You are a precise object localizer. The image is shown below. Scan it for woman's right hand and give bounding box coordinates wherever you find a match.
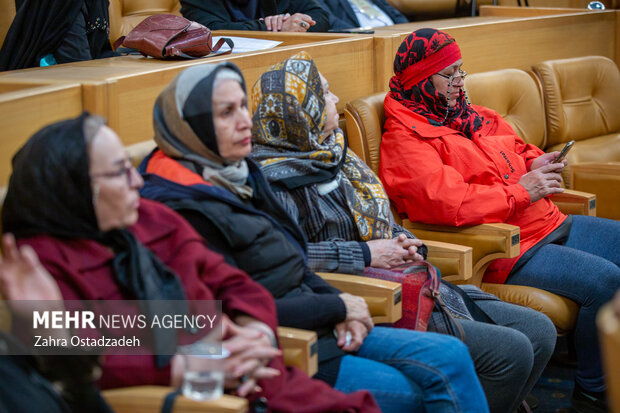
[170,317,281,397]
[338,293,373,331]
[221,317,281,396]
[518,162,565,203]
[367,235,424,268]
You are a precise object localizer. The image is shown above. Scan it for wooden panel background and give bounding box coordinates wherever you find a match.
[372,11,617,90]
[105,37,375,144]
[0,11,617,157]
[0,83,83,185]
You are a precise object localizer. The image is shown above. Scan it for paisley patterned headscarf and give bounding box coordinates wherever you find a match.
[250,51,392,241]
[389,28,484,139]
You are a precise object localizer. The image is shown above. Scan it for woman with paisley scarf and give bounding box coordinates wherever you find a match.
[381,28,620,413]
[138,60,489,412]
[1,113,382,412]
[249,51,556,413]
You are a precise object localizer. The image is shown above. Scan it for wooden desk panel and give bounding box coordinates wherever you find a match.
[0,36,373,145]
[98,37,374,144]
[373,11,617,89]
[450,11,615,74]
[480,5,587,16]
[0,83,83,185]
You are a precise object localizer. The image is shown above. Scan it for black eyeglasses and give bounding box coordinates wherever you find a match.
[435,70,467,82]
[90,159,136,184]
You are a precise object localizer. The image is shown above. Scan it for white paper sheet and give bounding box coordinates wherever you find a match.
[212,36,282,54]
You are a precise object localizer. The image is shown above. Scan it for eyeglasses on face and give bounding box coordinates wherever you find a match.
[90,158,136,184]
[435,70,467,82]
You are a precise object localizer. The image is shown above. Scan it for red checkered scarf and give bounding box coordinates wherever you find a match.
[388,28,483,139]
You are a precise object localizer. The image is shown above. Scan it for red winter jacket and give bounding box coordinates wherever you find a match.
[380,95,566,284]
[18,199,379,413]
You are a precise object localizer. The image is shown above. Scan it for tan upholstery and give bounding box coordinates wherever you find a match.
[534,56,620,152]
[108,0,181,44]
[532,56,620,218]
[344,91,583,334]
[465,68,546,149]
[597,302,620,413]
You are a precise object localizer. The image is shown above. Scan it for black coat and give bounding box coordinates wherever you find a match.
[321,0,407,30]
[180,0,329,32]
[0,0,114,71]
[140,156,346,385]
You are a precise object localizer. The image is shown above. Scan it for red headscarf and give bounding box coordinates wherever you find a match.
[389,28,483,139]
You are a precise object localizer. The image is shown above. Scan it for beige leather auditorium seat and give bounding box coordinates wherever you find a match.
[533,56,620,219]
[343,78,596,333]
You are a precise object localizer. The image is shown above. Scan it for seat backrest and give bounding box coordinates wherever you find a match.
[126,140,157,167]
[108,0,181,44]
[533,55,620,149]
[465,68,547,149]
[0,0,16,49]
[597,302,620,413]
[344,92,388,176]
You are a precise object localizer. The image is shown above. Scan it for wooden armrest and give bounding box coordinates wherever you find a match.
[481,283,578,335]
[277,326,318,377]
[102,386,248,413]
[423,239,472,282]
[316,272,402,324]
[403,221,520,286]
[551,189,596,216]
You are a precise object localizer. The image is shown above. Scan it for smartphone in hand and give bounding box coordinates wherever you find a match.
[552,140,575,164]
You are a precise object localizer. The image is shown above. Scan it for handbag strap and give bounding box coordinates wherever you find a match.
[434,295,467,341]
[441,281,495,325]
[169,37,235,59]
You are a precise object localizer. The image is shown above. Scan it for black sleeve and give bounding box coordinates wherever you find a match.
[303,269,342,294]
[374,0,408,23]
[275,291,346,330]
[54,7,93,63]
[176,209,241,268]
[275,268,346,329]
[286,0,330,32]
[180,0,268,31]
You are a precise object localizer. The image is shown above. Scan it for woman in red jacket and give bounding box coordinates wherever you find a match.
[0,113,379,412]
[380,28,620,413]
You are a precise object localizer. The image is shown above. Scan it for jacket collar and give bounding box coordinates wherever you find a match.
[385,94,498,140]
[385,94,463,138]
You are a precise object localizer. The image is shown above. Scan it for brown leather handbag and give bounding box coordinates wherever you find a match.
[114,14,233,59]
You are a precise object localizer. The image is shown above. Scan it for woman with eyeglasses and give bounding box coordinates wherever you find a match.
[380,28,620,413]
[138,60,489,413]
[249,51,556,413]
[0,113,382,412]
